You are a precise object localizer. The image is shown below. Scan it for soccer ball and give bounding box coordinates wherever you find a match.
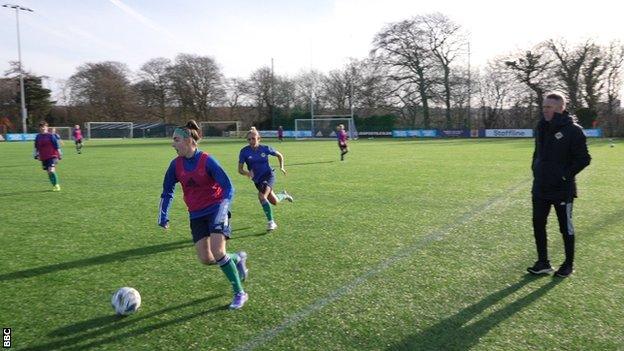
[111,287,141,315]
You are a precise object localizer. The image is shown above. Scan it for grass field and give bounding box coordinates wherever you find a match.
[1,137,623,351]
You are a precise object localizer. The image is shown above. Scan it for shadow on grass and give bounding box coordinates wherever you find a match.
[0,189,51,198]
[25,294,225,351]
[581,207,624,235]
[388,275,562,351]
[2,226,253,282]
[287,160,336,167]
[230,230,269,240]
[0,240,191,282]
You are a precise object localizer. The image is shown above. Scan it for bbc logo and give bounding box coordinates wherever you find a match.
[3,328,10,348]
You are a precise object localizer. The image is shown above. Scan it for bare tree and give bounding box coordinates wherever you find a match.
[581,44,609,114]
[223,78,250,120]
[321,68,350,112]
[372,18,437,128]
[68,61,134,121]
[422,13,468,128]
[168,54,225,120]
[603,41,624,134]
[292,69,325,115]
[247,66,274,124]
[504,47,553,119]
[135,57,172,122]
[351,58,393,114]
[547,39,596,112]
[475,60,518,128]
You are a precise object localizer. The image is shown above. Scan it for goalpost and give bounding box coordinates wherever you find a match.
[294,117,358,140]
[48,126,72,140]
[85,122,133,139]
[199,121,241,138]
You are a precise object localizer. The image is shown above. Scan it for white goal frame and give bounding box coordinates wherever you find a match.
[294,117,358,140]
[199,121,241,138]
[48,126,72,140]
[85,122,134,139]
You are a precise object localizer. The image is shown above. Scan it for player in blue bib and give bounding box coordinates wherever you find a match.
[238,127,293,231]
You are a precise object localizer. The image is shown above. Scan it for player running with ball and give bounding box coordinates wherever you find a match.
[238,127,293,232]
[158,120,249,309]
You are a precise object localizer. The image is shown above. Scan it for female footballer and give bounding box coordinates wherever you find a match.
[158,120,249,309]
[238,127,293,231]
[72,125,84,154]
[34,121,62,191]
[336,124,349,161]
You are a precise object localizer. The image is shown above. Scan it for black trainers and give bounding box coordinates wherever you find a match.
[527,261,554,275]
[555,263,574,278]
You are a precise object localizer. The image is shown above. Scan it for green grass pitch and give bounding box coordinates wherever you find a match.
[0,137,622,350]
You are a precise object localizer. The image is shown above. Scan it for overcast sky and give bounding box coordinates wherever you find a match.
[1,0,623,98]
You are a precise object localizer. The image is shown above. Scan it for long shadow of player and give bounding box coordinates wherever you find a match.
[21,294,225,351]
[0,240,191,281]
[0,189,50,197]
[388,275,562,351]
[287,160,335,167]
[1,227,252,282]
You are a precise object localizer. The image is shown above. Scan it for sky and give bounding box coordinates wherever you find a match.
[1,0,623,100]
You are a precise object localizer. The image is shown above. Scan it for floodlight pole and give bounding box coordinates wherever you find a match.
[3,3,33,133]
[467,41,471,130]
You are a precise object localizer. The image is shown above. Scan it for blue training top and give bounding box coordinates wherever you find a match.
[159,149,234,225]
[238,144,277,183]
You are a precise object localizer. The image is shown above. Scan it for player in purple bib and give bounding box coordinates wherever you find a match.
[336,124,349,161]
[238,127,293,231]
[34,121,62,191]
[72,125,84,154]
[158,120,249,310]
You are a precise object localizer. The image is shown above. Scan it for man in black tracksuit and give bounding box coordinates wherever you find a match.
[527,93,591,278]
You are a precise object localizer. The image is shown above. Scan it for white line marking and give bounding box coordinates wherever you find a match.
[236,180,529,351]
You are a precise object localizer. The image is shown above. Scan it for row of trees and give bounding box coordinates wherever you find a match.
[2,13,623,135]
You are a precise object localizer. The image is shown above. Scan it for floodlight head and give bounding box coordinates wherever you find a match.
[2,4,33,11]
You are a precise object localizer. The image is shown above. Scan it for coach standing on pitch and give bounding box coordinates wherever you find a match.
[527,92,591,278]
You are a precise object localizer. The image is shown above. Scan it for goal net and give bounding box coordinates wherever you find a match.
[294,117,358,140]
[199,121,241,138]
[86,122,134,139]
[48,126,72,140]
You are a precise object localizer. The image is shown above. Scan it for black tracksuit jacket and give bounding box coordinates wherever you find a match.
[531,111,591,202]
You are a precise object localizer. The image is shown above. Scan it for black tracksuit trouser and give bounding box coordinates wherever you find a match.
[532,196,575,265]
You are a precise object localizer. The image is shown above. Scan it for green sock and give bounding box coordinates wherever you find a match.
[218,254,243,294]
[229,252,240,264]
[48,172,58,186]
[261,201,273,221]
[276,193,285,202]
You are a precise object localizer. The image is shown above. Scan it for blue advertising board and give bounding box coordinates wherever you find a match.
[439,129,471,138]
[583,129,602,137]
[6,133,37,141]
[392,129,439,138]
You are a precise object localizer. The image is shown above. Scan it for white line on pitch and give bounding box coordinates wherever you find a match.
[236,179,529,351]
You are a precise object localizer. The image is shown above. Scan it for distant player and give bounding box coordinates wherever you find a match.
[50,127,64,146]
[336,124,349,161]
[34,121,62,191]
[277,125,284,142]
[72,125,84,154]
[238,127,293,231]
[158,120,249,310]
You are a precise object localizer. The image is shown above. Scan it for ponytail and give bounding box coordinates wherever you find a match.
[173,120,201,143]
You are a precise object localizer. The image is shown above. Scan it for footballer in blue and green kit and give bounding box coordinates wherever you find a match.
[238,128,293,231]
